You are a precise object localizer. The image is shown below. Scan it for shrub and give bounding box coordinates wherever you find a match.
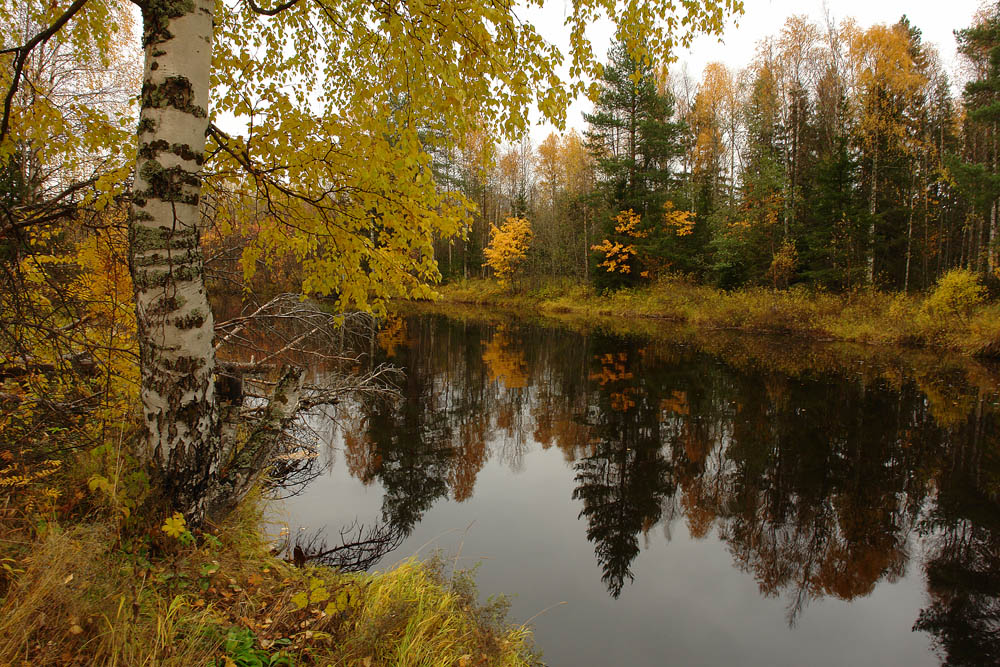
[922,269,987,320]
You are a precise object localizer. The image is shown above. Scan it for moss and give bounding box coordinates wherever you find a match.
[136,117,156,135]
[140,76,206,118]
[136,159,201,205]
[130,225,199,253]
[134,263,201,290]
[131,247,203,268]
[142,0,196,46]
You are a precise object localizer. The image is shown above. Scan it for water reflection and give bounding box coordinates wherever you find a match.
[316,313,1000,663]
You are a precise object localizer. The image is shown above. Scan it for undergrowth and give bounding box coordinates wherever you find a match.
[0,446,538,666]
[436,272,1000,357]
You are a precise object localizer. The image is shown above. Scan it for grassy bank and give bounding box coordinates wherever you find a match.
[436,275,1000,357]
[0,457,536,666]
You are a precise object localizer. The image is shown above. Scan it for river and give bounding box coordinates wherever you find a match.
[280,309,1000,666]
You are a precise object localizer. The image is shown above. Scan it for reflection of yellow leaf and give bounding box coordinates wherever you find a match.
[482,328,529,388]
[660,390,689,416]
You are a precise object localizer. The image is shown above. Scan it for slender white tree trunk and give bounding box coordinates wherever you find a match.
[904,188,914,292]
[867,143,877,285]
[991,122,997,276]
[990,199,997,276]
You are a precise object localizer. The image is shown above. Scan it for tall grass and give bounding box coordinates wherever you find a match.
[434,276,1000,357]
[0,476,538,666]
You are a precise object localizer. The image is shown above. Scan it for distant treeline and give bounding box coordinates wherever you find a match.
[428,8,1000,292]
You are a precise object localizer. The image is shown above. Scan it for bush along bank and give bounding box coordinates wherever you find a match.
[433,270,1000,358]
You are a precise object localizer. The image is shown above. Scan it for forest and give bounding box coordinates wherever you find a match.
[433,11,1000,295]
[2,0,998,662]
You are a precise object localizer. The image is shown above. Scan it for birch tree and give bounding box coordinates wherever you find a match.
[3,0,743,523]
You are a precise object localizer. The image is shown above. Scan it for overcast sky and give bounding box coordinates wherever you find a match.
[526,0,987,142]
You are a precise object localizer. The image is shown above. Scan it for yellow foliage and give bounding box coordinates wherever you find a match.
[613,209,647,238]
[592,210,645,274]
[766,239,798,289]
[591,239,637,274]
[161,512,188,539]
[663,201,696,237]
[483,217,533,288]
[922,269,986,320]
[0,458,61,489]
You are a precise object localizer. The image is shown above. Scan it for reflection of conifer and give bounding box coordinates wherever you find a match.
[574,442,674,597]
[914,408,1000,665]
[721,372,930,623]
[573,341,676,597]
[365,336,455,536]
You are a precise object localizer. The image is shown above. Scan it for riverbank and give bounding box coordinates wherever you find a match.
[434,276,1000,357]
[0,461,536,666]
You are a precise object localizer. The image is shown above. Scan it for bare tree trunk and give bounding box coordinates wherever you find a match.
[990,200,997,276]
[977,213,984,274]
[991,122,998,276]
[904,188,914,292]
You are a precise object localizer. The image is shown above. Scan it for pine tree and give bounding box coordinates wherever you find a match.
[585,41,685,215]
[955,4,1000,276]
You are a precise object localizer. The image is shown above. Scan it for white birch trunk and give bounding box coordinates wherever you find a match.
[867,144,877,285]
[129,0,307,524]
[130,0,219,519]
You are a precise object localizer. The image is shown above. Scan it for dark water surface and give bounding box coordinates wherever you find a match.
[281,312,1000,666]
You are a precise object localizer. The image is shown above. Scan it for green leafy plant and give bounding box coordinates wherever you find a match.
[291,576,359,616]
[211,628,294,667]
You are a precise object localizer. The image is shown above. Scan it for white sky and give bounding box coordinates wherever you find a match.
[526,0,987,143]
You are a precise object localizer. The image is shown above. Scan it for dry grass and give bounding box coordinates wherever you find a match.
[0,459,538,667]
[434,277,1000,357]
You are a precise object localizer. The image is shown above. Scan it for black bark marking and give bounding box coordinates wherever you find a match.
[137,117,157,135]
[141,77,207,118]
[136,159,201,205]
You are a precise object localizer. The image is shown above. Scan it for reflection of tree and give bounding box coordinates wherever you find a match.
[450,417,488,501]
[717,373,929,622]
[376,315,408,358]
[914,397,1000,665]
[482,326,529,389]
[574,343,675,597]
[366,350,454,535]
[324,310,1000,658]
[342,415,379,485]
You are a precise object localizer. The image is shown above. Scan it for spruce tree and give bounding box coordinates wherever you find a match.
[584,40,686,285]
